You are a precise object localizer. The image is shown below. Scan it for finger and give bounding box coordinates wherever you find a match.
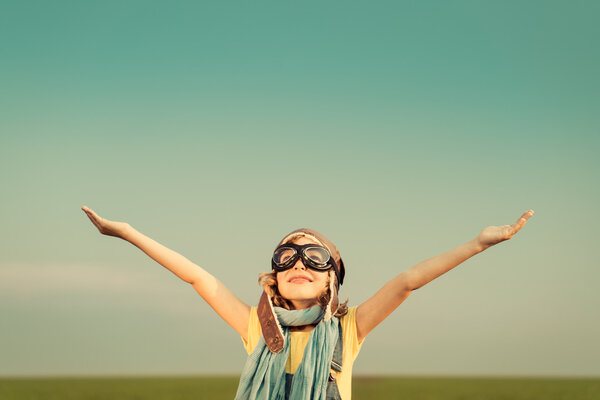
[512,216,526,229]
[86,213,102,231]
[82,208,97,222]
[82,209,103,230]
[85,208,102,223]
[510,210,533,234]
[521,209,534,221]
[509,221,524,235]
[514,210,533,225]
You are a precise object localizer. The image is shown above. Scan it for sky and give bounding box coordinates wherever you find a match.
[1,1,598,378]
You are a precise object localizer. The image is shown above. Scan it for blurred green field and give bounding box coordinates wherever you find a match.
[0,375,598,399]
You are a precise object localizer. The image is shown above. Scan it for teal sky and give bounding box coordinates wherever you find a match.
[1,1,598,378]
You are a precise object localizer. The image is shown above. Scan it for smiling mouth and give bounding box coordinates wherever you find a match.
[289,277,312,284]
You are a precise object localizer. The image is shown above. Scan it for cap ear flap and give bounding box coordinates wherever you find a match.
[257,291,285,353]
[338,257,345,286]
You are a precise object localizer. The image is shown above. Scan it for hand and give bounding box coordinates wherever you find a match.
[81,206,130,239]
[476,209,535,251]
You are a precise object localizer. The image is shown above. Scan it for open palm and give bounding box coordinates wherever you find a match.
[81,206,130,238]
[477,209,534,250]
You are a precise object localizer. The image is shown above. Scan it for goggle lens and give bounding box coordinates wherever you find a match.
[304,247,329,265]
[273,247,296,265]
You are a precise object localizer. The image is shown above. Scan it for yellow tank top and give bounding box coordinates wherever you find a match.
[240,306,364,400]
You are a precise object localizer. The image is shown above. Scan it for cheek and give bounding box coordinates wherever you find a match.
[275,277,293,296]
[276,282,288,296]
[315,274,330,288]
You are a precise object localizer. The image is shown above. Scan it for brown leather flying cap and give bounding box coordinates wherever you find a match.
[258,228,345,353]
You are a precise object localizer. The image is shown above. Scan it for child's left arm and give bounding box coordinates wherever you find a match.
[355,209,535,343]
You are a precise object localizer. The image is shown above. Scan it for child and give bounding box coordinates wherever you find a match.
[81,206,534,400]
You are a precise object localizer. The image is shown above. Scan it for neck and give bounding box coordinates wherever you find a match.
[289,299,318,310]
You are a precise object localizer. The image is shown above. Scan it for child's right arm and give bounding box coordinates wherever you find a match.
[81,206,251,341]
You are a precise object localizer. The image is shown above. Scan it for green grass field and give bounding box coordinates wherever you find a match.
[0,376,598,399]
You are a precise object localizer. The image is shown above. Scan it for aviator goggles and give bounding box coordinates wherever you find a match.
[271,243,337,273]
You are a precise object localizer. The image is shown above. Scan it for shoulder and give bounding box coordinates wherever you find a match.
[338,306,364,361]
[249,306,262,337]
[339,306,364,346]
[240,306,262,354]
[339,306,357,323]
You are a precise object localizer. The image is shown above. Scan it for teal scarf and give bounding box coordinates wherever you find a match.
[235,304,340,400]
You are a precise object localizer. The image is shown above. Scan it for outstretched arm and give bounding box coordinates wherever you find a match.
[355,209,535,343]
[81,206,251,341]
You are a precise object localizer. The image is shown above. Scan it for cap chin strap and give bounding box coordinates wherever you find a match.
[322,269,336,322]
[257,278,340,353]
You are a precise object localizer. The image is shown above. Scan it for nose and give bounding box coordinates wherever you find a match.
[292,257,306,270]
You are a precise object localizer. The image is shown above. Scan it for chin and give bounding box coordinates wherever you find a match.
[279,286,319,303]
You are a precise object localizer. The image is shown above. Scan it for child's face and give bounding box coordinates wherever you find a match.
[276,235,330,310]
